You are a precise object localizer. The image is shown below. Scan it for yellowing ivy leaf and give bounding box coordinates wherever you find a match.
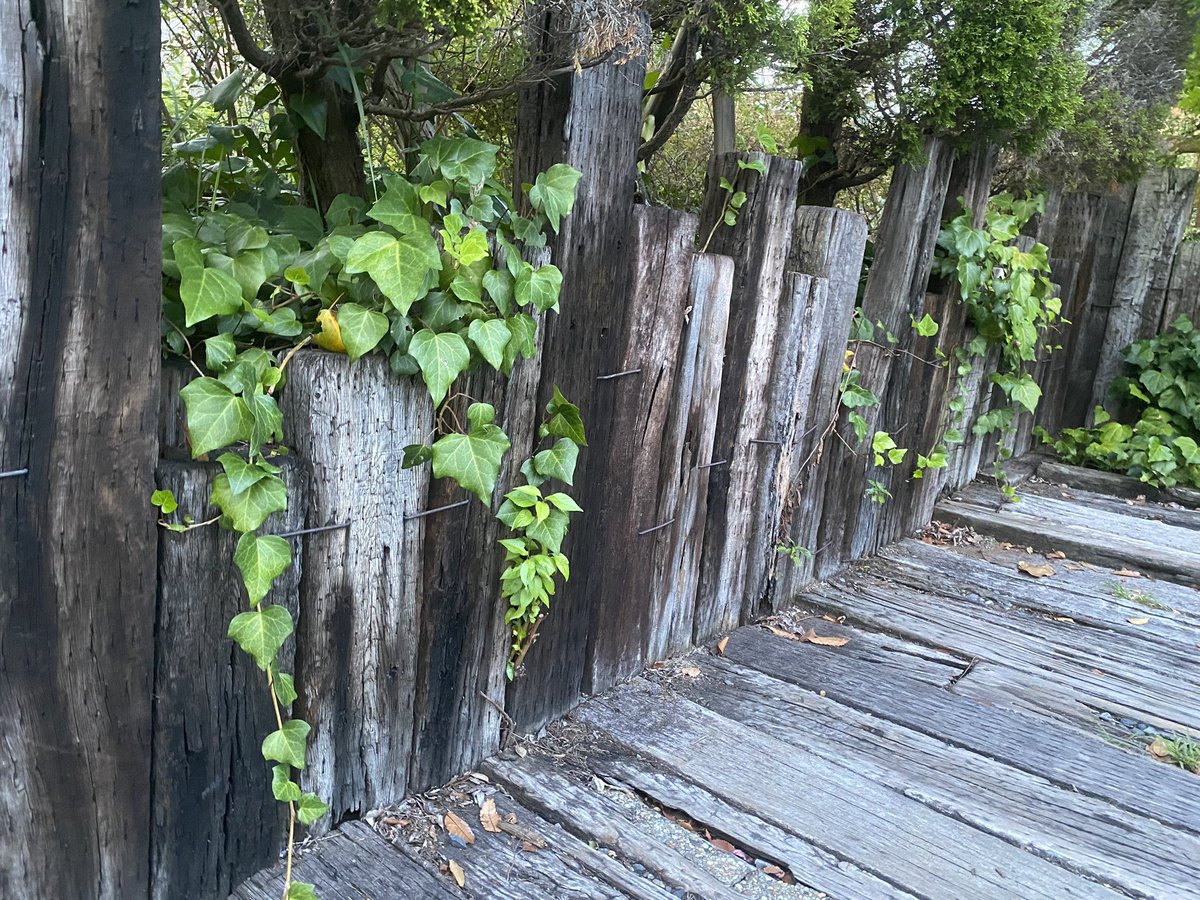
[314,308,346,353]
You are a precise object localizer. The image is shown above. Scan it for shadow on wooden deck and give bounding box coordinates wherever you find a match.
[235,462,1200,899]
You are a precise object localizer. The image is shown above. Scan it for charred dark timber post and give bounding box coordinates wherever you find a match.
[0,3,161,897]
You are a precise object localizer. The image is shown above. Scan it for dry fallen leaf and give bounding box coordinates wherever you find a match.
[1113,568,1142,578]
[448,859,466,888]
[763,864,785,877]
[801,628,850,647]
[1017,560,1055,578]
[479,798,502,834]
[765,624,800,641]
[716,636,729,656]
[444,810,476,845]
[1045,550,1067,559]
[679,666,702,678]
[710,838,737,853]
[520,840,539,853]
[1127,616,1150,625]
[1149,738,1169,758]
[1052,616,1075,623]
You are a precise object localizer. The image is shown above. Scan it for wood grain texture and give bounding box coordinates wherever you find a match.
[507,23,647,731]
[647,253,734,659]
[815,138,954,577]
[152,461,304,899]
[771,206,868,598]
[585,207,698,692]
[1037,458,1200,508]
[282,351,433,828]
[1090,169,1197,415]
[673,654,1200,898]
[1061,186,1135,429]
[694,152,804,638]
[577,679,1118,899]
[1032,257,1082,438]
[723,626,1200,836]
[1164,240,1200,328]
[0,3,160,897]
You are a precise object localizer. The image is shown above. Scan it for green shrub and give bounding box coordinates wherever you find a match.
[1041,316,1200,488]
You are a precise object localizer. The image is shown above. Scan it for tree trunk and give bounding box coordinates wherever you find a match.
[795,87,841,208]
[291,84,369,214]
[0,2,161,898]
[712,88,736,156]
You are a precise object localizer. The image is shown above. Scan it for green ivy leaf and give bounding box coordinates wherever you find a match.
[502,313,537,374]
[1010,377,1042,414]
[532,438,579,485]
[247,390,284,456]
[234,532,292,607]
[336,303,390,361]
[545,387,587,446]
[151,489,178,515]
[467,318,511,370]
[271,765,302,802]
[204,334,238,372]
[409,329,470,405]
[274,670,298,706]
[229,604,294,671]
[175,239,244,326]
[180,377,254,459]
[483,268,514,316]
[367,176,426,235]
[285,882,317,900]
[212,472,287,532]
[432,410,511,503]
[525,507,569,553]
[296,791,329,825]
[421,136,498,185]
[402,443,433,469]
[544,492,582,513]
[912,313,939,337]
[344,230,441,315]
[527,164,583,232]
[261,718,310,769]
[516,264,564,312]
[217,452,276,495]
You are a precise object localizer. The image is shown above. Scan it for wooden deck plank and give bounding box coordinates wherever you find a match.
[721,627,1200,835]
[1014,478,1200,531]
[808,574,1200,735]
[878,542,1200,648]
[935,489,1200,588]
[1037,459,1200,508]
[231,821,458,899]
[667,655,1200,898]
[575,679,1121,899]
[482,756,744,899]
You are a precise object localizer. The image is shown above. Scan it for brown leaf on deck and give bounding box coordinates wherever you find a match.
[801,628,850,647]
[479,797,502,833]
[763,864,785,877]
[710,838,736,853]
[1127,616,1150,625]
[520,840,540,852]
[678,666,702,678]
[447,859,466,887]
[716,636,729,655]
[444,810,475,844]
[1149,738,1169,758]
[765,624,800,640]
[1113,568,1142,578]
[1017,560,1054,578]
[1045,550,1067,559]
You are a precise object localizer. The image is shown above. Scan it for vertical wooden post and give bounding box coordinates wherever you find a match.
[693,153,804,639]
[647,253,734,660]
[282,352,432,829]
[505,5,647,731]
[0,3,160,897]
[1164,242,1200,328]
[814,138,953,577]
[770,207,868,597]
[1090,169,1197,415]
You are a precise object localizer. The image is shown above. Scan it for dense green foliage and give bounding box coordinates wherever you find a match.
[1043,317,1200,489]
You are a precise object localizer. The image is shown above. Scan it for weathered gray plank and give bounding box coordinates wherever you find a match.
[816,137,955,576]
[483,756,742,899]
[771,206,868,594]
[576,679,1118,899]
[936,487,1200,589]
[648,252,734,660]
[1091,168,1198,415]
[1061,186,1135,429]
[1014,477,1200,531]
[0,4,160,896]
[282,351,432,828]
[694,152,804,639]
[507,27,648,732]
[722,627,1200,835]
[152,460,304,899]
[1038,459,1200,509]
[1032,257,1082,438]
[671,655,1200,898]
[1164,240,1200,328]
[231,821,458,899]
[587,207,698,692]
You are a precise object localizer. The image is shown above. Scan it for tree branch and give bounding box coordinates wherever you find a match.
[209,0,283,76]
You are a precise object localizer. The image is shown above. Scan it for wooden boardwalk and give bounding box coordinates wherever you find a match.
[236,464,1200,899]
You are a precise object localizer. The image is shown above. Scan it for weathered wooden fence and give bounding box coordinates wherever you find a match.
[7,24,1200,899]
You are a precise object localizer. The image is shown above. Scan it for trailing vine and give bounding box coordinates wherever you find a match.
[155,87,582,898]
